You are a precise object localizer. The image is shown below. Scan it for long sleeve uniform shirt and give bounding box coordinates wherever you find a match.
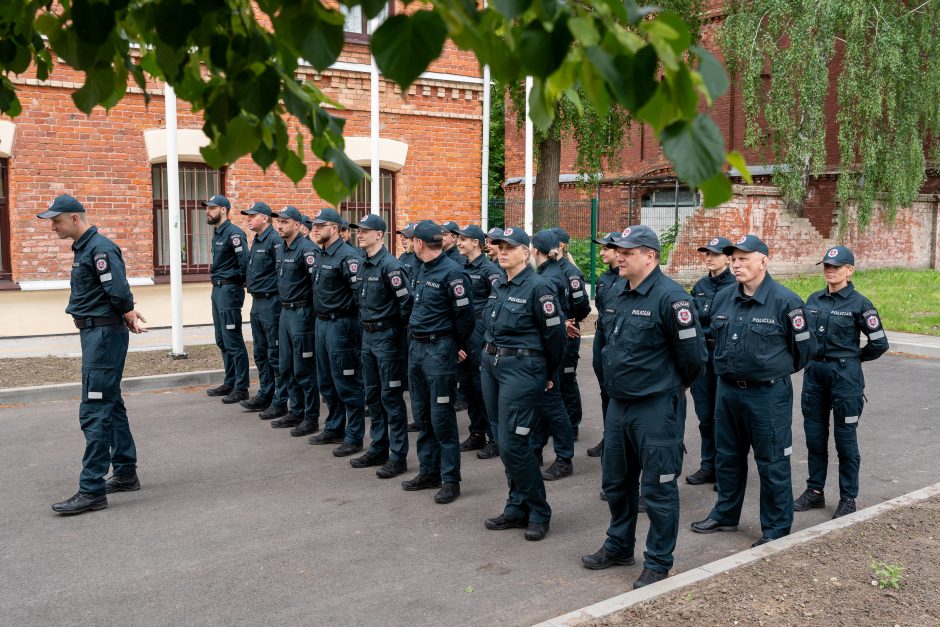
[313,237,360,315]
[210,220,249,283]
[690,267,737,341]
[245,225,282,295]
[558,257,592,322]
[805,282,889,362]
[357,246,413,324]
[408,252,475,347]
[66,226,135,317]
[276,235,318,304]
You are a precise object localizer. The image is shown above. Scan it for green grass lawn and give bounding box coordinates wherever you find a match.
[780,269,940,336]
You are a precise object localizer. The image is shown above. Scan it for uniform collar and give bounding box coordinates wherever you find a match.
[283,234,304,251]
[256,225,275,242]
[323,237,345,256]
[466,253,485,269]
[710,267,735,286]
[827,282,855,299]
[423,251,446,269]
[506,265,532,286]
[213,219,231,235]
[536,259,556,273]
[735,272,774,304]
[365,246,388,265]
[627,265,661,295]
[72,225,98,251]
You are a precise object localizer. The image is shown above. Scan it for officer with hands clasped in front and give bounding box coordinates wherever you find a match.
[794,245,888,518]
[582,225,706,589]
[39,195,147,515]
[401,220,475,504]
[349,214,414,479]
[691,234,816,547]
[480,226,566,541]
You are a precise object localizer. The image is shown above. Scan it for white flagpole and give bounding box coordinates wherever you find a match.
[370,18,380,217]
[166,84,186,357]
[524,76,534,234]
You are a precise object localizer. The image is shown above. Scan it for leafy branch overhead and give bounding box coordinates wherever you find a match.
[0,0,741,207]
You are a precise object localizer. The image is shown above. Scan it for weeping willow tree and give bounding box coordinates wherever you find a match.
[721,0,940,228]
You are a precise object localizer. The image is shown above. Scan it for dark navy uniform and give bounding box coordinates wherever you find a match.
[592,264,621,430]
[460,251,502,442]
[557,257,591,436]
[246,220,287,409]
[210,218,250,393]
[398,250,421,290]
[445,244,467,266]
[801,263,888,505]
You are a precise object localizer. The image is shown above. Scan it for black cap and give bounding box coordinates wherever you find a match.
[818,245,855,267]
[456,224,485,246]
[489,226,531,248]
[37,194,85,219]
[697,236,733,254]
[724,234,769,256]
[550,226,570,244]
[441,221,461,235]
[312,207,343,225]
[272,205,304,223]
[241,201,273,217]
[302,216,314,231]
[592,231,621,246]
[532,229,561,254]
[396,222,416,237]
[339,217,350,229]
[352,214,387,232]
[611,225,661,252]
[485,227,504,240]
[200,194,231,210]
[413,220,444,243]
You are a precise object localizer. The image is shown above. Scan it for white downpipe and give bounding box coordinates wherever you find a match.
[481,64,491,230]
[369,18,380,216]
[524,76,534,234]
[165,84,185,357]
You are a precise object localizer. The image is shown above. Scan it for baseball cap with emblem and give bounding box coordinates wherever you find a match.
[272,206,304,223]
[723,234,769,256]
[37,194,85,219]
[312,207,343,225]
[442,221,461,235]
[413,220,445,243]
[485,227,503,240]
[489,226,531,248]
[697,236,733,254]
[396,222,416,237]
[818,245,855,266]
[532,229,560,254]
[550,227,570,244]
[240,201,273,217]
[302,216,314,231]
[610,225,661,252]
[200,194,231,210]
[592,231,621,246]
[456,224,486,246]
[351,214,387,232]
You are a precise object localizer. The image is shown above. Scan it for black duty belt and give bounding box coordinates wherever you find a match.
[317,311,356,321]
[362,318,400,332]
[282,300,311,310]
[212,278,242,287]
[250,292,277,299]
[411,330,452,343]
[73,315,123,329]
[483,343,543,358]
[720,376,781,389]
[813,356,851,363]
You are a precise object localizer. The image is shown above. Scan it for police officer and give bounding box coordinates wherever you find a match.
[442,220,467,265]
[269,206,321,433]
[485,227,502,262]
[401,220,475,504]
[39,195,147,514]
[481,226,566,541]
[794,246,889,518]
[531,229,575,481]
[582,225,706,589]
[308,208,366,458]
[203,194,250,404]
[691,234,816,547]
[301,215,314,239]
[685,237,736,486]
[396,222,421,288]
[239,202,289,417]
[349,214,414,479]
[455,224,503,459]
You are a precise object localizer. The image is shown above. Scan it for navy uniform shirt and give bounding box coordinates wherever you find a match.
[601,266,707,399]
[690,268,737,341]
[358,246,413,323]
[482,265,567,378]
[246,225,282,295]
[594,266,621,333]
[277,235,318,303]
[806,282,889,361]
[536,259,571,318]
[409,252,475,347]
[66,226,135,318]
[464,253,502,321]
[445,245,467,266]
[710,273,817,381]
[558,257,592,322]
[398,250,421,289]
[210,220,249,283]
[313,237,360,315]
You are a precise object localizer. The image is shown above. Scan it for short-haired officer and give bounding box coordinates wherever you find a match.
[481,227,566,541]
[794,246,889,518]
[550,227,592,441]
[269,206,320,433]
[39,195,147,514]
[308,208,366,457]
[531,229,575,481]
[401,220,475,504]
[396,222,421,289]
[485,227,502,262]
[685,237,736,486]
[441,220,467,265]
[301,215,314,239]
[455,224,503,459]
[239,202,289,418]
[582,225,705,589]
[203,195,251,403]
[349,214,414,479]
[691,234,816,547]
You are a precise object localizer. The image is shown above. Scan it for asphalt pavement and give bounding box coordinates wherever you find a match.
[1,348,938,626]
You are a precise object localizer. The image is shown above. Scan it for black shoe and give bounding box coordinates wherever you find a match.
[600,490,607,501]
[751,536,775,547]
[484,513,528,530]
[105,473,140,494]
[638,495,647,513]
[690,518,739,534]
[581,547,636,570]
[239,395,270,411]
[376,459,407,479]
[407,421,420,433]
[206,384,233,397]
[52,492,107,515]
[333,442,363,457]
[542,457,573,481]
[289,418,319,437]
[350,451,388,468]
[477,440,499,459]
[460,432,486,452]
[685,467,716,485]
[308,431,343,445]
[633,567,668,589]
[525,521,549,541]
[258,405,287,420]
[434,482,461,504]
[221,389,249,404]
[833,497,856,518]
[794,488,826,511]
[401,472,442,491]
[586,440,604,457]
[571,427,579,442]
[271,412,302,428]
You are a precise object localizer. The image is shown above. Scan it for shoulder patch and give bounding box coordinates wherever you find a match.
[542,299,557,316]
[230,234,241,247]
[862,309,881,330]
[453,283,465,297]
[94,252,109,273]
[788,307,806,331]
[672,300,693,326]
[569,276,581,290]
[304,253,316,267]
[390,273,403,288]
[347,258,359,274]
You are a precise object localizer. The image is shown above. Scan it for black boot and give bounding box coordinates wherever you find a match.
[105,473,140,494]
[289,417,319,437]
[206,384,233,397]
[541,457,573,481]
[477,440,499,460]
[239,395,270,411]
[258,405,287,420]
[376,460,407,479]
[52,492,107,515]
[271,412,303,428]
[434,482,461,504]
[586,439,604,457]
[401,472,442,491]
[221,389,249,404]
[794,488,826,511]
[460,433,486,452]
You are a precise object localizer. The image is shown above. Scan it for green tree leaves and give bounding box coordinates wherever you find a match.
[372,12,447,90]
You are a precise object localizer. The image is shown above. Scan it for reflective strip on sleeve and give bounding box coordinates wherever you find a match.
[226,324,236,330]
[545,317,561,327]
[436,396,450,404]
[845,415,859,424]
[342,369,355,376]
[396,288,409,297]
[868,330,885,340]
[455,298,470,307]
[572,291,584,298]
[794,332,810,342]
[389,380,402,388]
[784,446,793,456]
[99,273,112,282]
[515,426,530,435]
[87,391,103,400]
[234,247,243,252]
[351,277,357,283]
[659,473,675,483]
[564,367,575,373]
[302,351,313,358]
[678,328,697,340]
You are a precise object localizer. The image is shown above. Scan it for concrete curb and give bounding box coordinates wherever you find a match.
[0,367,257,405]
[888,339,940,359]
[535,480,940,626]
